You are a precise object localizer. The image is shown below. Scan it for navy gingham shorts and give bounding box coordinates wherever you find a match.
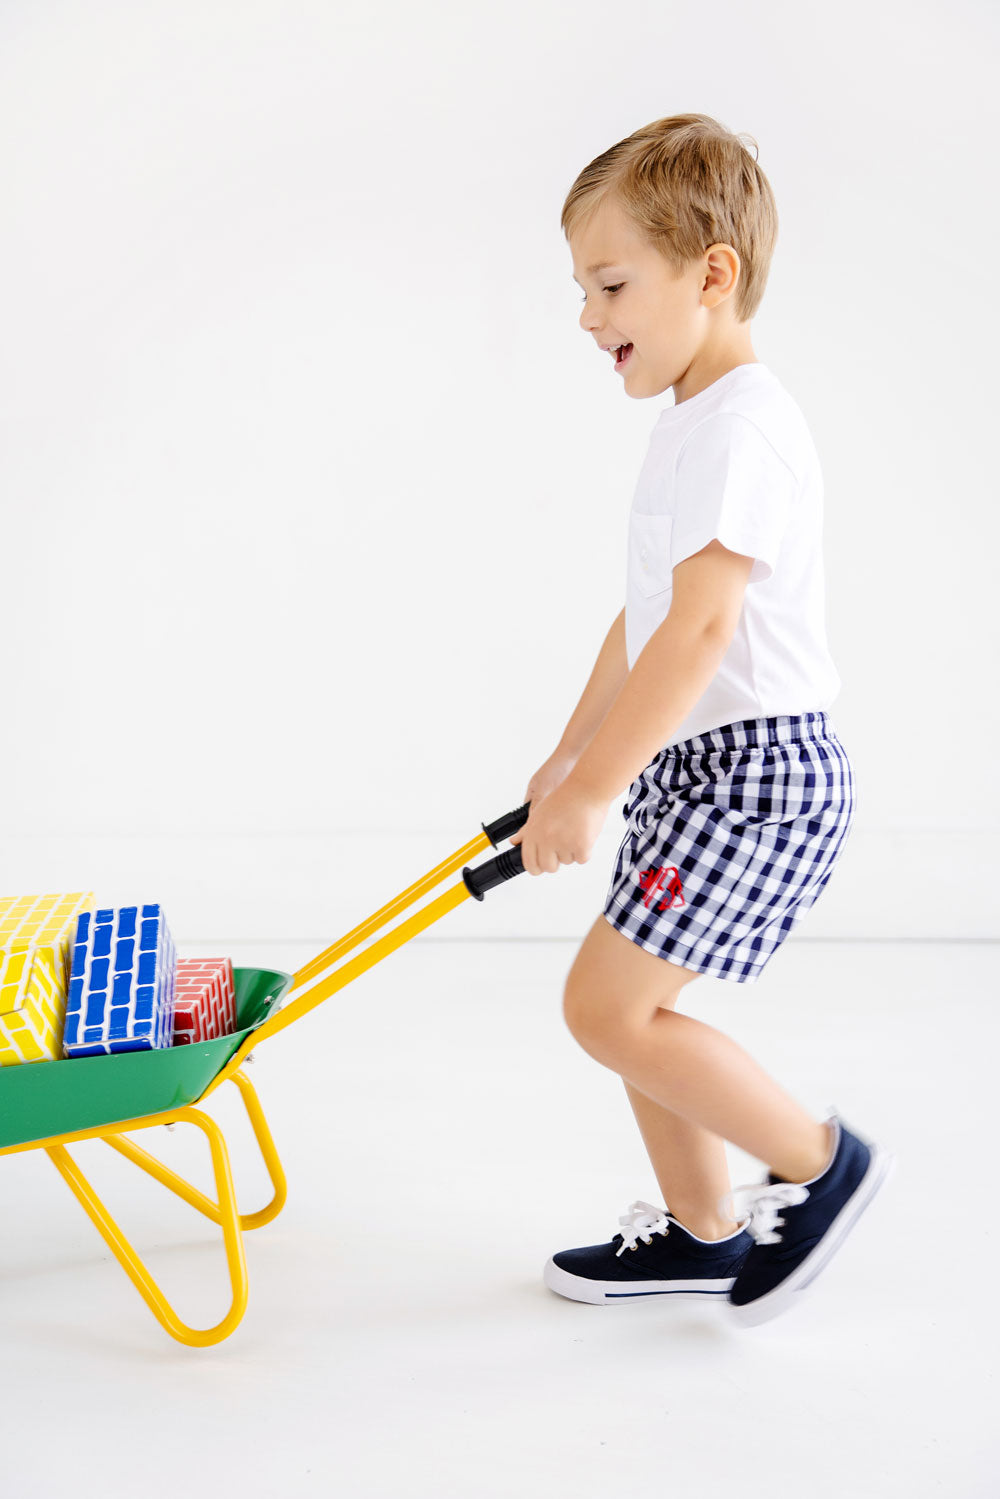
[602,711,856,984]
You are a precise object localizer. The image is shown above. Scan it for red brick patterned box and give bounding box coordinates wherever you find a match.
[172,958,236,1045]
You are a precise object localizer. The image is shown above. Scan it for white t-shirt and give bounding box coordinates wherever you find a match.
[624,361,842,747]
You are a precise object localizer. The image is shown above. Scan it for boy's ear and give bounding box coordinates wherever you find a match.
[669,538,754,641]
[701,243,742,308]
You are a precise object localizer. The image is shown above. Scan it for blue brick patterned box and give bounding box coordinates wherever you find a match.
[63,905,177,1057]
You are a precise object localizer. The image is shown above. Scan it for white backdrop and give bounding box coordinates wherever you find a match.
[0,0,996,944]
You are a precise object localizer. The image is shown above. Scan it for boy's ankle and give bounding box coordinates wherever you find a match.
[673,1215,744,1243]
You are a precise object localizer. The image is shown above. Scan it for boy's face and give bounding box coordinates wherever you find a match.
[569,195,745,402]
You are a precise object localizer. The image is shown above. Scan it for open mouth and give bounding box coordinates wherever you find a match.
[615,343,634,370]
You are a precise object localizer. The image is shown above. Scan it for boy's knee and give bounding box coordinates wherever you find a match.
[562,964,593,1022]
[562,949,691,1045]
[562,973,627,1056]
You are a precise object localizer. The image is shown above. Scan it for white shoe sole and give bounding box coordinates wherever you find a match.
[727,1144,897,1328]
[543,1257,739,1305]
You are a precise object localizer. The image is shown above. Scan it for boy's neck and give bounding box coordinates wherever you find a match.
[672,335,759,405]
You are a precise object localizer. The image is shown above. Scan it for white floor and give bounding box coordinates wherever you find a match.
[1,936,995,1499]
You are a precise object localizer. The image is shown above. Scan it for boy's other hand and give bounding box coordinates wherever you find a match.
[508,778,608,876]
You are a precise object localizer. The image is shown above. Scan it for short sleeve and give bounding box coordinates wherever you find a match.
[670,413,796,584]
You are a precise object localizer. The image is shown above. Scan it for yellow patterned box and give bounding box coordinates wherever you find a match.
[0,892,96,1066]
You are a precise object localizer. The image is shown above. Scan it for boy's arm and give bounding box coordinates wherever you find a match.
[555,606,629,760]
[570,541,755,803]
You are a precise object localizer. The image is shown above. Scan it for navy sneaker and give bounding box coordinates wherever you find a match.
[543,1200,755,1305]
[724,1110,896,1327]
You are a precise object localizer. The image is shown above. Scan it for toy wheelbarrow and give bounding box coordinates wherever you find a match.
[0,804,531,1347]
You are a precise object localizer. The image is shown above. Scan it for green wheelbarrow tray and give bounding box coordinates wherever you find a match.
[0,802,532,1345]
[0,968,293,1151]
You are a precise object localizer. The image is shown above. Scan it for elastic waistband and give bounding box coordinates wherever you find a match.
[662,712,837,757]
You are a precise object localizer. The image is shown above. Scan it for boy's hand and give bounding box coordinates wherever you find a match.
[508,779,609,876]
[523,747,580,806]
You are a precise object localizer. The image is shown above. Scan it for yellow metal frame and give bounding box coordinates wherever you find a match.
[0,828,493,1346]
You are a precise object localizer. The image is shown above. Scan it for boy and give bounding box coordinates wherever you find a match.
[508,113,894,1327]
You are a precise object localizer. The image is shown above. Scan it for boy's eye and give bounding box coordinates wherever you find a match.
[579,283,624,302]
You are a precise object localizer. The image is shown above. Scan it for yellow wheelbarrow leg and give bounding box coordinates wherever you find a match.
[225,1069,287,1229]
[102,1070,287,1232]
[45,1104,248,1348]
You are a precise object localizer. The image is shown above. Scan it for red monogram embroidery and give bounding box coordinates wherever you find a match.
[637,865,685,911]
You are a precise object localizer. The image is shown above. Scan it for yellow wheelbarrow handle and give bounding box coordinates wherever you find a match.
[201,802,531,1100]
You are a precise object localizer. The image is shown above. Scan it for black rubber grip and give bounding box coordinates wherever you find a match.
[462,846,526,901]
[481,802,532,848]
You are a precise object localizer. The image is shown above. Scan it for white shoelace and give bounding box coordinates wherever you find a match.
[613,1198,754,1257]
[614,1200,672,1257]
[613,1180,816,1257]
[721,1181,811,1245]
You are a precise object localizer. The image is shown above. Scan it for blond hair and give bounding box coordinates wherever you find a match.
[561,113,779,323]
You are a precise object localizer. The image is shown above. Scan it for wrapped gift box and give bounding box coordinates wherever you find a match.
[172,957,236,1045]
[0,892,96,1066]
[64,904,177,1058]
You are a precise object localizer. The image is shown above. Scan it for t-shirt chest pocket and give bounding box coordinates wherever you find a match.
[630,512,674,599]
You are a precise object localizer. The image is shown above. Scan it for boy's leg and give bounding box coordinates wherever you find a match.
[565,915,832,1187]
[572,933,741,1239]
[622,1080,743,1241]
